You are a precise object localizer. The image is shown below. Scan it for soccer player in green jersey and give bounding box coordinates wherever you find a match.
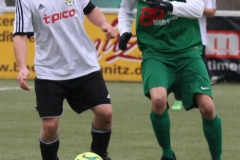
[118,0,222,160]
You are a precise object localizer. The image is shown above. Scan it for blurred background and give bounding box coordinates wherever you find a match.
[5,0,240,10]
[2,0,240,82]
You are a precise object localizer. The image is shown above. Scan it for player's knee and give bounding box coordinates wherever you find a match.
[106,111,113,124]
[152,95,166,107]
[95,105,113,121]
[102,110,112,122]
[199,102,216,119]
[42,119,59,135]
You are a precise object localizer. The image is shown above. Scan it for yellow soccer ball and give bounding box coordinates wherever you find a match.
[74,152,103,160]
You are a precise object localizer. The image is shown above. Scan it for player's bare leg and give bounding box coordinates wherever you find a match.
[149,87,175,159]
[40,117,60,160]
[91,104,113,160]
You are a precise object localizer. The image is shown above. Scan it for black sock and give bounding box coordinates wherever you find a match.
[90,125,112,157]
[40,136,59,160]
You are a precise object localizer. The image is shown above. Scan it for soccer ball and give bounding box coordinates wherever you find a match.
[74,152,102,160]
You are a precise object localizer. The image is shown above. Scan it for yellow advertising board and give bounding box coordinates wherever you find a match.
[0,11,142,82]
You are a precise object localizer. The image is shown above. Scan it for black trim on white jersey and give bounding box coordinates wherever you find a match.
[13,32,34,38]
[15,0,24,33]
[83,1,96,15]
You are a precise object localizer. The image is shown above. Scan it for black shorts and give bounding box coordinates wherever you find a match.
[35,71,111,118]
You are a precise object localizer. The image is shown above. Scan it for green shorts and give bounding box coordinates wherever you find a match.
[141,54,212,110]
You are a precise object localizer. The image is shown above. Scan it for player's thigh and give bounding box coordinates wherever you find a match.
[141,59,175,98]
[35,78,66,118]
[179,56,212,110]
[66,71,111,114]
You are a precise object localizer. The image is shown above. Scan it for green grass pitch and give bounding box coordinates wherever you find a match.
[0,79,239,159]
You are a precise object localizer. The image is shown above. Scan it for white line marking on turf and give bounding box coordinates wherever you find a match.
[0,86,34,91]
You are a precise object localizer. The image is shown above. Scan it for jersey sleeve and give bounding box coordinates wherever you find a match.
[13,0,34,37]
[118,0,136,35]
[83,1,96,15]
[169,0,204,19]
[81,0,90,9]
[205,0,217,10]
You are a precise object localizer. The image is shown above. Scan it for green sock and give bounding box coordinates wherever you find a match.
[202,115,222,160]
[150,110,173,158]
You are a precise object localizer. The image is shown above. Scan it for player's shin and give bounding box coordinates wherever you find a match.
[90,124,112,158]
[202,115,222,160]
[39,136,59,160]
[150,110,174,159]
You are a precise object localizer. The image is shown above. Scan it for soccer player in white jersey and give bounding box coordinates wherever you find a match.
[0,0,6,16]
[13,0,116,160]
[199,0,216,52]
[199,0,224,84]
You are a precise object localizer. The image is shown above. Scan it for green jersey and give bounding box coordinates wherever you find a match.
[136,0,203,56]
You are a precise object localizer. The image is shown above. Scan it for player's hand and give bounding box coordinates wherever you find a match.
[118,32,132,50]
[146,0,173,11]
[17,68,30,91]
[101,23,117,39]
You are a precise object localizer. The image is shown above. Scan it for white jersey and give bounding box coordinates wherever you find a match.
[13,0,100,80]
[199,0,216,45]
[0,0,6,15]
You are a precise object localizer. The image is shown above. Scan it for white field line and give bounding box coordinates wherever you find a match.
[0,86,34,91]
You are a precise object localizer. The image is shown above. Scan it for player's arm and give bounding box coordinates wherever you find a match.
[203,8,216,17]
[84,1,116,39]
[203,0,216,18]
[13,35,30,91]
[118,0,136,35]
[118,0,136,50]
[147,0,204,19]
[171,0,204,18]
[13,0,34,91]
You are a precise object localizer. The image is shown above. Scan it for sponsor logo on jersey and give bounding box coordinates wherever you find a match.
[139,8,178,26]
[43,9,76,24]
[201,86,209,90]
[192,46,198,50]
[38,4,45,10]
[65,0,74,6]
